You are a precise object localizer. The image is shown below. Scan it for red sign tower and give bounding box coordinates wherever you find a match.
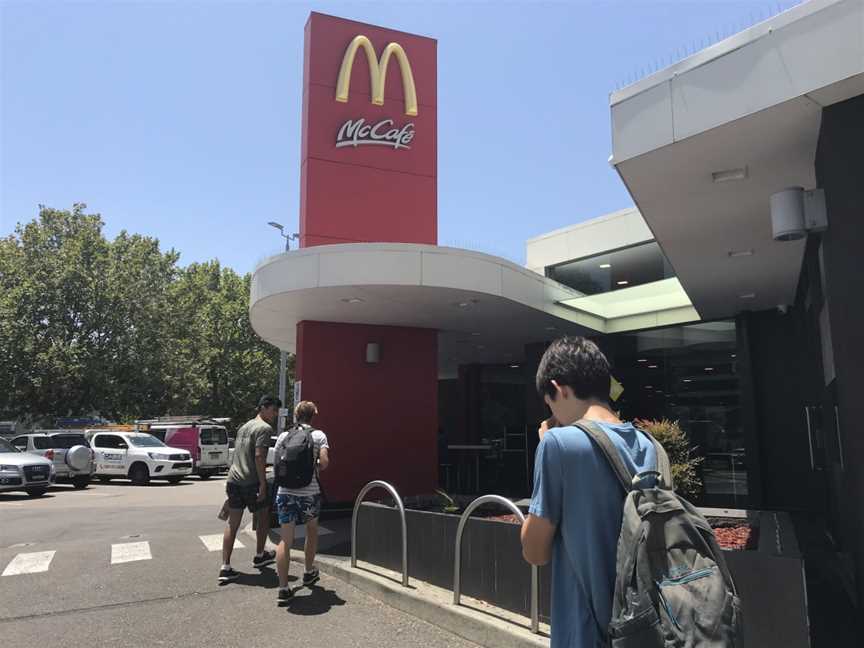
[296,13,438,502]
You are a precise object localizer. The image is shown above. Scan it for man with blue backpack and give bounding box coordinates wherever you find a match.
[272,400,330,603]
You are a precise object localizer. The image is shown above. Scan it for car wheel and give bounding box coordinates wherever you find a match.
[72,476,90,489]
[26,487,48,498]
[97,476,111,483]
[167,477,183,484]
[198,472,211,480]
[129,463,150,486]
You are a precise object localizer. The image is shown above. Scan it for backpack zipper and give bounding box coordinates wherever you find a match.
[657,567,714,588]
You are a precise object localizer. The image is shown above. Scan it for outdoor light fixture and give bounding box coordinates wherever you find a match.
[728,249,754,258]
[365,342,380,364]
[711,167,748,183]
[770,187,828,241]
[268,221,284,231]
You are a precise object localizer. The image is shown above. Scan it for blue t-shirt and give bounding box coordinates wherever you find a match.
[529,421,656,648]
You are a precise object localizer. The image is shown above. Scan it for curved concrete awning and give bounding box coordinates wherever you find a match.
[250,243,602,371]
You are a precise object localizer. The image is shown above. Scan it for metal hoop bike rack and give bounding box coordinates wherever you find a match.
[453,494,540,634]
[351,480,409,587]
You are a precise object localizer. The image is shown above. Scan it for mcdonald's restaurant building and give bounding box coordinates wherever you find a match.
[250,4,864,605]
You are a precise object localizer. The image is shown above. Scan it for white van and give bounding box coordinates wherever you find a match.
[88,430,192,485]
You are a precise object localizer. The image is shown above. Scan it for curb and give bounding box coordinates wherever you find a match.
[297,553,548,648]
[243,524,549,648]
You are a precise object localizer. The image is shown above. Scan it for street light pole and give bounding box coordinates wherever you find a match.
[267,222,298,435]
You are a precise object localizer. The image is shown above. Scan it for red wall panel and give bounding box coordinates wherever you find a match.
[297,321,438,502]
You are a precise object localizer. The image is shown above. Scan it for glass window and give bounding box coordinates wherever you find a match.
[149,430,167,442]
[11,436,28,450]
[33,436,53,449]
[597,320,748,507]
[0,438,19,453]
[200,428,228,445]
[94,434,125,449]
[127,435,165,448]
[45,434,87,449]
[547,241,675,295]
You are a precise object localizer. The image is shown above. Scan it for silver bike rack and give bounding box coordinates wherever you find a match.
[351,480,409,587]
[453,494,540,634]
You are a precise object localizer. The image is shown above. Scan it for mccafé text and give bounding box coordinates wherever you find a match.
[336,118,415,150]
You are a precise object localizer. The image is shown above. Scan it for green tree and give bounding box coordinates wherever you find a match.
[0,204,288,428]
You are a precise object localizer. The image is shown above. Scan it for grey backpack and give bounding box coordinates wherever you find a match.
[576,421,743,648]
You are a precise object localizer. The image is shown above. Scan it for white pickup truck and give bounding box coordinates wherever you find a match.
[88,431,192,485]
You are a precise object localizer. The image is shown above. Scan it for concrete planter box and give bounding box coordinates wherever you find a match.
[355,502,810,647]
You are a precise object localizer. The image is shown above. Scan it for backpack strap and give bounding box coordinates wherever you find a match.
[647,434,674,490]
[574,420,634,494]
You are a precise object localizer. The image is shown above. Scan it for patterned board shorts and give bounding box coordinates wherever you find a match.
[276,493,322,525]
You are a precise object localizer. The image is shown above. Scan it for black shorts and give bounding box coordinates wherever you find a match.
[226,481,269,513]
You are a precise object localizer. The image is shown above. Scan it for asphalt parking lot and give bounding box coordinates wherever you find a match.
[0,477,479,648]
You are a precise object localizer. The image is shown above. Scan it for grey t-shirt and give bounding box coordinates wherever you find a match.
[227,417,272,486]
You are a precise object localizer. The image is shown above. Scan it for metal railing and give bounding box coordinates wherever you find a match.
[453,494,540,633]
[351,480,409,587]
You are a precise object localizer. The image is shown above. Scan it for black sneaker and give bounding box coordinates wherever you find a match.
[218,567,239,583]
[253,550,276,568]
[277,587,294,603]
[302,567,320,587]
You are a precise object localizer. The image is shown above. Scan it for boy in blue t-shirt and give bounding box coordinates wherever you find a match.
[521,337,656,648]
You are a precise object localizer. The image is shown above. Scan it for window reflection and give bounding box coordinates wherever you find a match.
[597,320,748,507]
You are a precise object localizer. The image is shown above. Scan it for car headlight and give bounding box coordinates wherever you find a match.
[147,453,171,461]
[0,465,18,472]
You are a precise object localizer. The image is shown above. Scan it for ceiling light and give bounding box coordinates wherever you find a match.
[599,263,611,269]
[645,385,654,389]
[648,364,659,369]
[637,359,648,363]
[617,280,629,286]
[545,326,557,331]
[739,293,756,300]
[704,367,715,371]
[683,379,693,383]
[509,364,520,369]
[456,302,470,308]
[341,297,365,304]
[728,249,754,258]
[731,354,737,358]
[712,167,748,183]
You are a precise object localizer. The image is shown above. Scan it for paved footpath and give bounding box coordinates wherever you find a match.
[0,478,479,648]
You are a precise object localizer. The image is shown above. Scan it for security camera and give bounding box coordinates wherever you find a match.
[770,187,828,241]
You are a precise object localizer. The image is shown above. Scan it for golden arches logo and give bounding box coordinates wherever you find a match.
[335,35,418,117]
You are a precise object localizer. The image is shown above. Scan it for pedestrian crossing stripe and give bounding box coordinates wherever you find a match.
[200,534,244,552]
[2,551,55,576]
[111,541,151,564]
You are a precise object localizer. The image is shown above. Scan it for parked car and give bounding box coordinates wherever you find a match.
[10,431,94,489]
[87,431,192,485]
[0,436,56,497]
[141,419,230,479]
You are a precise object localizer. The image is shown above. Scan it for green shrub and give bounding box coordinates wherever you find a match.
[635,418,703,500]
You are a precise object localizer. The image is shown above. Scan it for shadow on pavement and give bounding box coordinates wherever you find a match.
[283,584,347,616]
[0,492,57,502]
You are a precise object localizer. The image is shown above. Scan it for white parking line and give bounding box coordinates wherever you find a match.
[2,551,56,576]
[110,541,151,564]
[199,534,243,552]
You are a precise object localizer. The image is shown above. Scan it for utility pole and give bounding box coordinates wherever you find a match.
[267,222,298,435]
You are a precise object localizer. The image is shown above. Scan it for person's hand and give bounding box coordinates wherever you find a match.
[538,416,558,442]
[257,488,267,502]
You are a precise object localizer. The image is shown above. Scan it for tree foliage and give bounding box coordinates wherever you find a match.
[634,418,704,499]
[0,205,288,429]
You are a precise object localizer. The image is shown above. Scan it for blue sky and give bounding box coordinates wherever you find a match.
[1,0,802,273]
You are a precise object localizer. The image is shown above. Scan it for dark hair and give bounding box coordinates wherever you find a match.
[535,336,611,402]
[257,395,282,410]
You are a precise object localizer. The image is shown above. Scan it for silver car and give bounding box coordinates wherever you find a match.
[0,436,56,497]
[10,431,95,489]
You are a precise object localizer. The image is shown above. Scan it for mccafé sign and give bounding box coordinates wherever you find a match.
[334,35,417,150]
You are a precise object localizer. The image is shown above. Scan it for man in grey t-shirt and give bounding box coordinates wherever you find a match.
[219,395,281,584]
